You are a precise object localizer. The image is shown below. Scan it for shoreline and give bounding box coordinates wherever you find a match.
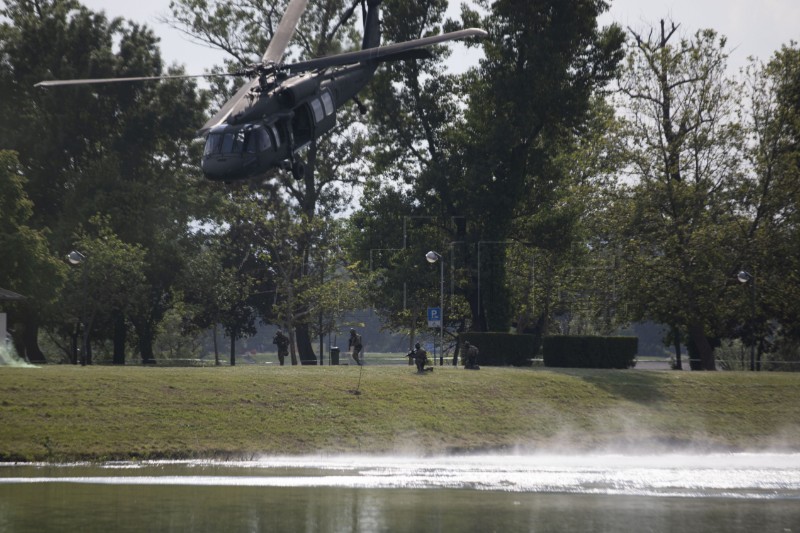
[2,365,799,463]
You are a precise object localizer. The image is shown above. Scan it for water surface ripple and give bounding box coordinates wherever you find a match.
[2,453,799,499]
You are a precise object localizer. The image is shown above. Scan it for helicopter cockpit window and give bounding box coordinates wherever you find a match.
[204,133,223,157]
[321,91,334,116]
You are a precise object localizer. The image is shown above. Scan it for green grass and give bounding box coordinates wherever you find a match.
[1,365,799,462]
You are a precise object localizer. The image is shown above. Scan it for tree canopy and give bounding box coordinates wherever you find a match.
[2,1,799,369]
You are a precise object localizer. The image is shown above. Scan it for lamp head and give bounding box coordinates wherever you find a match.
[66,250,86,265]
[425,251,440,264]
[737,271,752,284]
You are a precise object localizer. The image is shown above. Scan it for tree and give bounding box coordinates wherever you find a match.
[167,0,368,361]
[0,0,212,360]
[340,0,473,350]
[738,44,800,366]
[1,0,211,363]
[65,216,147,365]
[458,0,624,332]
[0,150,65,362]
[509,96,629,343]
[352,0,624,335]
[615,21,745,370]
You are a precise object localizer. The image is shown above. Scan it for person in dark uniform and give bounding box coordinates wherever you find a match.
[348,328,364,365]
[407,342,431,373]
[272,329,289,366]
[464,341,480,370]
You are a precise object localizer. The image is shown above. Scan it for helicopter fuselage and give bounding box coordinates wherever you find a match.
[201,62,375,181]
[35,0,485,183]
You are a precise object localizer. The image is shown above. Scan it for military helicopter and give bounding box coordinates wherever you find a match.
[36,0,486,182]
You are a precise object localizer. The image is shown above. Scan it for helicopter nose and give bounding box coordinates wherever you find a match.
[202,154,255,181]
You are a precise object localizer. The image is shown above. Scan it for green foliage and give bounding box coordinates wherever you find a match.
[354,0,625,335]
[0,0,212,363]
[543,335,638,369]
[66,216,148,348]
[614,21,745,369]
[0,151,66,305]
[740,45,800,345]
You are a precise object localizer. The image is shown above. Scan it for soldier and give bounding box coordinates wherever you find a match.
[464,341,480,370]
[273,329,289,366]
[407,342,431,373]
[348,328,364,366]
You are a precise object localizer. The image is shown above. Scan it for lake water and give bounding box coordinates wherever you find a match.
[2,453,799,532]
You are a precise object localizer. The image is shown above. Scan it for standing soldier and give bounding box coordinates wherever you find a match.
[273,329,289,366]
[348,328,364,366]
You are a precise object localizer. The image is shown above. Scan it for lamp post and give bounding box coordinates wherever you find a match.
[737,270,757,371]
[426,251,444,366]
[66,251,88,366]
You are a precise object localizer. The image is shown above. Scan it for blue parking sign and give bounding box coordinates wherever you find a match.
[427,307,442,327]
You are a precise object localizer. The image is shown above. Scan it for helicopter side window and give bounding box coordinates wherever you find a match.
[259,128,271,151]
[321,91,334,116]
[220,131,247,154]
[244,131,258,153]
[270,125,282,148]
[250,127,271,152]
[233,131,247,152]
[311,98,325,124]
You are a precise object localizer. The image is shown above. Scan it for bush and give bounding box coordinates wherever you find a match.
[542,336,638,369]
[456,333,537,366]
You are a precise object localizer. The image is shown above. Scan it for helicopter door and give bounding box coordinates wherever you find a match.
[246,126,271,153]
[291,105,313,149]
[311,90,336,136]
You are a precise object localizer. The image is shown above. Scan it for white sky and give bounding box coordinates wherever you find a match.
[79,0,799,75]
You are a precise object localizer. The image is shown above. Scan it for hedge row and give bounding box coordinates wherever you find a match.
[456,332,536,366]
[542,335,638,369]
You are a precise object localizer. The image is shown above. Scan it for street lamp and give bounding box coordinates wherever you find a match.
[737,270,757,371]
[66,250,88,365]
[66,250,85,266]
[426,250,444,366]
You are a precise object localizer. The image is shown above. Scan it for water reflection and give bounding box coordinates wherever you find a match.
[4,453,800,498]
[2,454,799,532]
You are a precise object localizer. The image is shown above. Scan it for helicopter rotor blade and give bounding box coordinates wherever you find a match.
[199,0,310,135]
[283,28,488,74]
[198,78,259,135]
[35,72,236,88]
[263,0,309,64]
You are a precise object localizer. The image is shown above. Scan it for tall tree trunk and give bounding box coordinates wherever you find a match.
[69,324,79,365]
[295,323,317,365]
[137,322,156,364]
[17,310,46,363]
[112,311,126,365]
[687,322,716,370]
[213,324,220,366]
[229,333,236,366]
[672,326,683,370]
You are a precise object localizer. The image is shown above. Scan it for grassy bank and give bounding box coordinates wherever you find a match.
[1,365,799,462]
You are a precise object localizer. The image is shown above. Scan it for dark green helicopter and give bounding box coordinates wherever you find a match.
[36,0,486,182]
